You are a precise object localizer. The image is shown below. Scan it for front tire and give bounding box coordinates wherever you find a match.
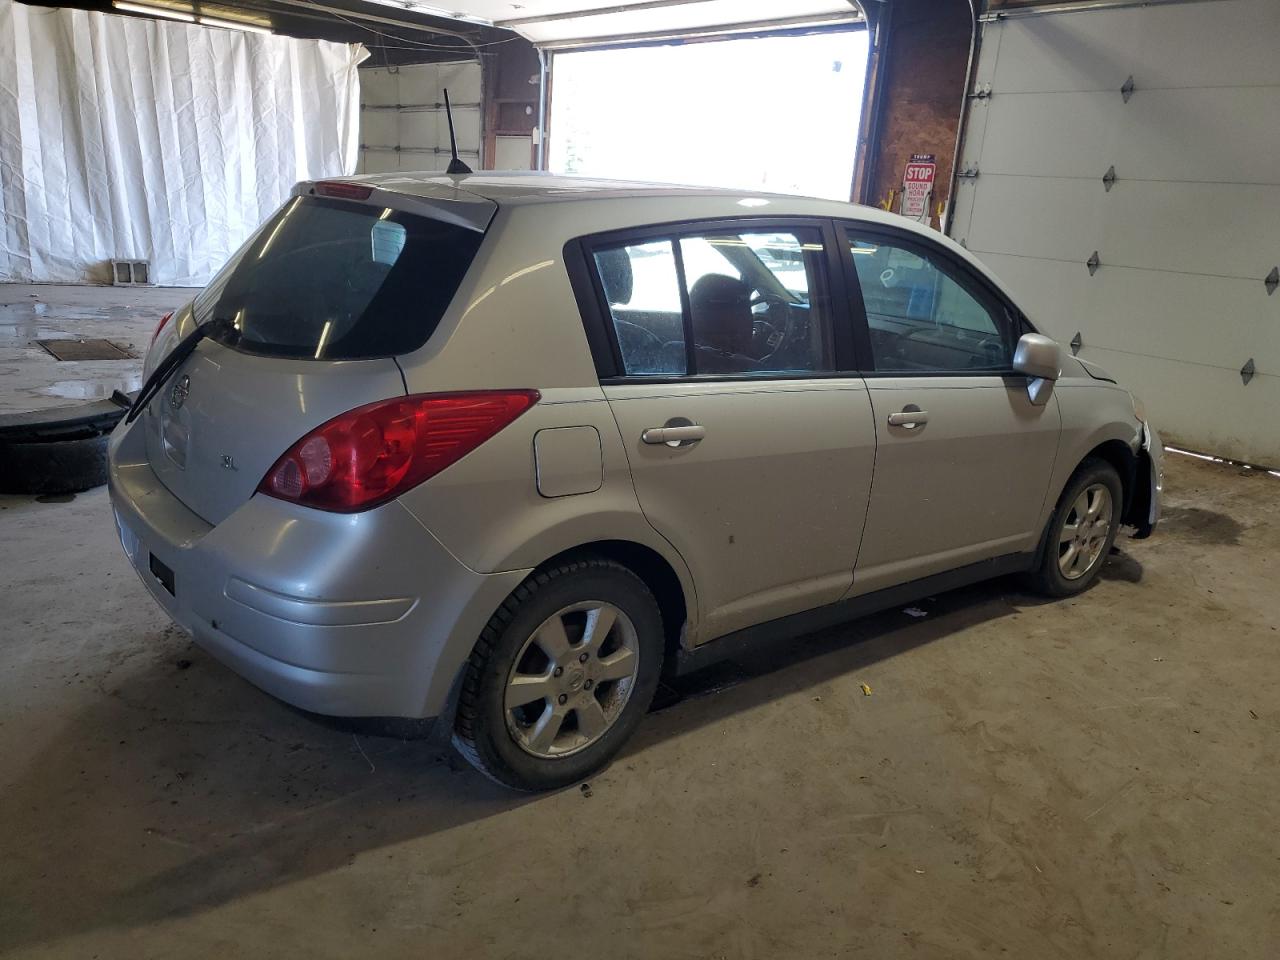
[452,559,664,791]
[1027,458,1123,597]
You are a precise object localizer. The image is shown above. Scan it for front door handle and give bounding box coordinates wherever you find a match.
[887,406,929,428]
[642,424,706,447]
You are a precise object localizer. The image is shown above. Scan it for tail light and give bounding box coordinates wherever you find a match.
[258,390,540,513]
[314,181,373,201]
[150,311,173,347]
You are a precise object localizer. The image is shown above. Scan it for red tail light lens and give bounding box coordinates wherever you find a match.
[150,311,173,346]
[258,390,539,512]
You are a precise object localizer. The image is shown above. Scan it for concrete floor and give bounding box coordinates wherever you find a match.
[0,284,195,414]
[2,445,1278,957]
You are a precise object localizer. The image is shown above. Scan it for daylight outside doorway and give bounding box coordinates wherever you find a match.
[548,29,870,202]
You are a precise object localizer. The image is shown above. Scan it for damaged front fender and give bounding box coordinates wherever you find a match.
[1125,422,1163,539]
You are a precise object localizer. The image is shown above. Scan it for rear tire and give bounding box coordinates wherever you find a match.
[1027,458,1123,597]
[452,559,664,791]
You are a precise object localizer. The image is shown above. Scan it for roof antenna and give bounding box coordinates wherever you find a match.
[443,89,472,176]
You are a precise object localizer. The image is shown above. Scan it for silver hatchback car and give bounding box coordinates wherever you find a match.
[109,173,1161,790]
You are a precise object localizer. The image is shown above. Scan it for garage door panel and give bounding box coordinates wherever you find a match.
[977,252,1085,335]
[360,68,399,106]
[359,112,397,147]
[963,177,1101,266]
[1078,271,1275,374]
[1086,349,1278,465]
[1099,181,1279,278]
[956,96,990,169]
[980,87,1280,184]
[985,251,1279,463]
[438,61,483,102]
[948,177,979,242]
[988,256,1280,465]
[357,61,481,175]
[398,120,436,151]
[980,0,1280,93]
[396,65,441,105]
[959,0,1278,462]
[978,10,1148,95]
[1114,87,1280,184]
[978,93,1123,178]
[970,18,1003,89]
[404,110,480,151]
[976,252,1274,377]
[966,177,1280,278]
[358,150,399,174]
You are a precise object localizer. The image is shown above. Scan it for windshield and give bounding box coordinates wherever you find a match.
[193,196,484,360]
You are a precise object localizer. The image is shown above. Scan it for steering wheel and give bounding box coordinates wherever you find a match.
[748,293,797,361]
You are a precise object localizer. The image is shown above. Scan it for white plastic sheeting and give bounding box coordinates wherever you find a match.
[0,1,365,285]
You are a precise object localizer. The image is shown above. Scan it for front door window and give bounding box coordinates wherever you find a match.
[845,230,1013,373]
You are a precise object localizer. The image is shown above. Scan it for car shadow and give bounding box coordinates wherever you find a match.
[1099,545,1144,583]
[0,558,1131,951]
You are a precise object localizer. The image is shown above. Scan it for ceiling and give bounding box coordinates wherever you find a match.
[29,0,517,64]
[36,0,867,62]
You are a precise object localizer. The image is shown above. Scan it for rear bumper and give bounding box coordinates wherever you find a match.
[107,420,528,718]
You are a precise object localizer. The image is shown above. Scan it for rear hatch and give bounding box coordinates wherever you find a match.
[143,183,496,525]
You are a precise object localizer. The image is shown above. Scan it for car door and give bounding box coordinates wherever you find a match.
[576,220,877,642]
[840,223,1061,594]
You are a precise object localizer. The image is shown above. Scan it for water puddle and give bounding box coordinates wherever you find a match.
[0,303,48,321]
[0,303,53,343]
[40,375,142,400]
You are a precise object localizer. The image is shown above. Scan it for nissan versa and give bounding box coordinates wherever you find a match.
[109,173,1162,790]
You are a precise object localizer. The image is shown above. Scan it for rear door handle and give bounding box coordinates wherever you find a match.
[642,424,706,446]
[887,408,929,428]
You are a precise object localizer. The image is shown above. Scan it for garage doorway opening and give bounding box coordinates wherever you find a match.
[548,29,869,201]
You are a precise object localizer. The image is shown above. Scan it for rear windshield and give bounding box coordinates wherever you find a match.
[193,196,484,360]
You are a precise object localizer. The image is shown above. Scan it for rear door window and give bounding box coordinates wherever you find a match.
[194,196,484,360]
[591,225,835,378]
[593,241,688,374]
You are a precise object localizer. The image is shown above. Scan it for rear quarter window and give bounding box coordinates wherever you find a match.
[194,196,484,360]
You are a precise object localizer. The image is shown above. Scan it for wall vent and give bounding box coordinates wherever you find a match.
[110,259,152,286]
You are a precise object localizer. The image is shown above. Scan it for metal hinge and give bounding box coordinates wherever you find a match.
[956,165,980,179]
[1121,75,1135,103]
[1102,165,1117,192]
[968,83,993,100]
[1070,332,1083,356]
[1241,358,1256,385]
[1087,251,1101,276]
[1265,266,1279,296]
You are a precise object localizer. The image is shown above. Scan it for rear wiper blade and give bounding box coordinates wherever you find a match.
[125,316,232,425]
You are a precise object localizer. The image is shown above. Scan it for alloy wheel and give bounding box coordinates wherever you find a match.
[503,601,641,758]
[1058,482,1114,580]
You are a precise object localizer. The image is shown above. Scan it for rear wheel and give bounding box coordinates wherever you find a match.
[453,559,664,791]
[1027,458,1123,597]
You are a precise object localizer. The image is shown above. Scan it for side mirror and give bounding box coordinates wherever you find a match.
[1012,333,1061,405]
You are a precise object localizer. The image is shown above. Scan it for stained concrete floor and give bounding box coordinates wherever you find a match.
[2,444,1277,958]
[0,284,194,414]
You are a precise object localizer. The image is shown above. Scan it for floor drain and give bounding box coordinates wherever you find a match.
[36,339,134,361]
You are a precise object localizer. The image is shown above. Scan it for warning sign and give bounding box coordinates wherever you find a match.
[901,153,936,222]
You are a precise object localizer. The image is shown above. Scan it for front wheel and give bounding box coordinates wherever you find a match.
[1027,458,1123,597]
[452,559,664,791]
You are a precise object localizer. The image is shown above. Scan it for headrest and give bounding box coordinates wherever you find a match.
[596,248,634,305]
[689,273,751,324]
